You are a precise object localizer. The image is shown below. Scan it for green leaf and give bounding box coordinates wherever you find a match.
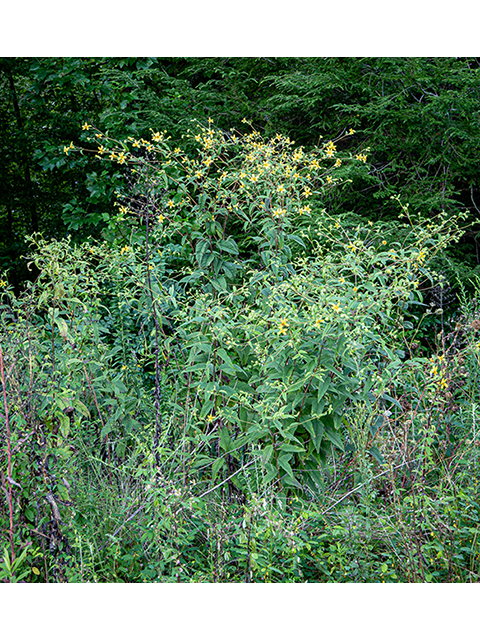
[283,474,303,489]
[317,377,330,401]
[199,400,215,419]
[368,446,384,465]
[217,348,233,366]
[280,443,305,454]
[219,427,233,452]
[381,393,402,409]
[263,463,278,483]
[305,420,324,453]
[369,414,384,437]
[195,239,209,266]
[54,317,69,339]
[217,239,239,255]
[325,428,344,452]
[278,455,294,477]
[212,457,225,480]
[262,444,274,464]
[184,363,209,372]
[100,424,113,439]
[59,414,70,438]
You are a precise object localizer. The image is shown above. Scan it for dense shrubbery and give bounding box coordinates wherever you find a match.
[1,119,480,582]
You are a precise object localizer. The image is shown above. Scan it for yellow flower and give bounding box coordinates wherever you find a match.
[304,187,312,197]
[299,205,311,215]
[109,151,117,161]
[117,152,127,164]
[158,214,165,223]
[348,128,355,135]
[207,414,215,423]
[278,318,289,334]
[82,122,91,130]
[335,158,342,167]
[203,157,213,167]
[167,199,175,208]
[63,146,70,155]
[97,145,105,154]
[417,249,426,264]
[151,131,163,142]
[440,378,448,390]
[326,176,333,184]
[331,302,341,312]
[0,280,7,287]
[324,141,336,158]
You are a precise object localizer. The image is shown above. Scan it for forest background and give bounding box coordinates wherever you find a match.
[2,57,480,585]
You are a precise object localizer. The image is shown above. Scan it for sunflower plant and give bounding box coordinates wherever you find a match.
[69,120,466,494]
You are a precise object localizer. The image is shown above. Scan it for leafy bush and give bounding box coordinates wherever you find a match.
[1,118,480,582]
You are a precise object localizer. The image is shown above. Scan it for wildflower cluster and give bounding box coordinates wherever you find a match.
[428,353,449,390]
[72,119,363,237]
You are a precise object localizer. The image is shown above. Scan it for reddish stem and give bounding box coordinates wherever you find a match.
[0,342,15,561]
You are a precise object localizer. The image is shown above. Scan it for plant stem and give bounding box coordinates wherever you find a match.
[83,364,113,486]
[0,342,15,561]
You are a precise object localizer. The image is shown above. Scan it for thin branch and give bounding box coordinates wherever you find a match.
[198,458,258,499]
[471,185,480,216]
[320,457,422,516]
